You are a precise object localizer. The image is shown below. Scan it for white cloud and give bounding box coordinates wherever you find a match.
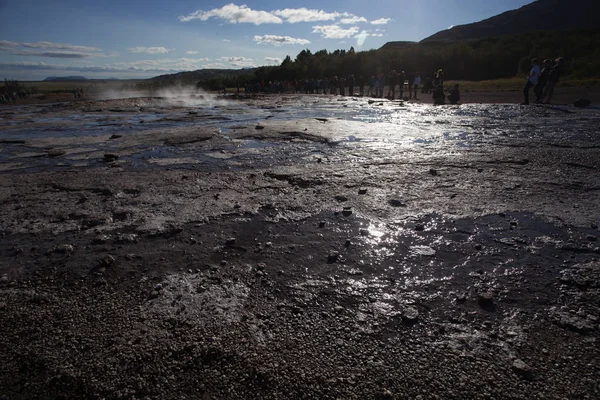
[448,24,455,29]
[129,47,172,54]
[0,40,105,58]
[223,39,232,42]
[11,50,99,59]
[186,50,200,55]
[273,8,340,23]
[339,15,368,24]
[219,56,256,68]
[264,57,282,65]
[370,18,392,25]
[0,40,20,50]
[253,35,310,46]
[179,4,282,25]
[371,33,384,37]
[21,41,101,52]
[312,25,359,39]
[355,31,369,47]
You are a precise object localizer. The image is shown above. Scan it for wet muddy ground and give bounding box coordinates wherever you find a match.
[1,93,599,399]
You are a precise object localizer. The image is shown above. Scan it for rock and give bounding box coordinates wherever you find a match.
[587,235,597,242]
[109,134,122,139]
[225,237,236,246]
[255,125,265,130]
[553,311,595,334]
[335,195,348,202]
[319,221,326,228]
[402,307,419,322]
[327,251,340,263]
[388,199,406,207]
[345,239,352,247]
[429,168,438,176]
[414,223,425,231]
[477,291,495,308]
[346,268,363,276]
[456,293,467,303]
[52,244,75,254]
[573,98,591,108]
[47,149,66,157]
[358,188,368,194]
[342,207,352,216]
[512,359,534,381]
[103,153,119,162]
[99,255,116,267]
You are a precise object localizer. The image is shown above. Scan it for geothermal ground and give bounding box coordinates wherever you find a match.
[0,93,599,399]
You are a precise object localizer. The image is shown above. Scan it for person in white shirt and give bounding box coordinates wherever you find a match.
[412,72,422,100]
[522,58,540,105]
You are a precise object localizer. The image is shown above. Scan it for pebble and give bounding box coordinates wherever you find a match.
[512,359,534,380]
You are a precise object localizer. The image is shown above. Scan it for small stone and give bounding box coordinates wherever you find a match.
[99,255,116,267]
[358,188,367,194]
[103,153,119,162]
[587,235,597,242]
[345,239,352,247]
[53,244,75,254]
[335,195,348,202]
[346,268,363,276]
[109,134,122,139]
[402,307,419,322]
[255,125,265,130]
[474,243,483,250]
[477,291,494,308]
[512,359,534,381]
[225,237,236,246]
[327,251,340,263]
[319,221,326,228]
[342,207,352,216]
[388,199,406,207]
[414,223,425,232]
[429,168,438,176]
[257,263,266,271]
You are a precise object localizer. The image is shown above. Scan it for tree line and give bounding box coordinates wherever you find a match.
[196,28,600,90]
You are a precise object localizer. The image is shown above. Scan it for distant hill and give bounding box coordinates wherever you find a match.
[421,0,600,42]
[379,41,417,50]
[43,76,89,82]
[149,68,256,85]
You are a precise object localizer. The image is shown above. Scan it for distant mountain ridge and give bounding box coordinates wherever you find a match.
[149,68,256,84]
[43,76,89,82]
[421,0,600,42]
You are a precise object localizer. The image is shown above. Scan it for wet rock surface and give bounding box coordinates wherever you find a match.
[1,94,600,399]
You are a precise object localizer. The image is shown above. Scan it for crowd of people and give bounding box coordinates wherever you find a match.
[242,68,458,104]
[522,57,564,105]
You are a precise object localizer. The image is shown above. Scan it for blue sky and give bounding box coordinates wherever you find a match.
[0,0,533,80]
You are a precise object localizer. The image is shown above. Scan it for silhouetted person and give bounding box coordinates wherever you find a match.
[407,72,415,99]
[534,59,551,103]
[448,84,461,104]
[398,71,406,99]
[387,70,397,99]
[412,72,421,100]
[543,58,564,104]
[522,58,540,105]
[433,85,445,105]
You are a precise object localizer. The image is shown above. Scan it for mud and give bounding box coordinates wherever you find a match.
[1,93,599,399]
